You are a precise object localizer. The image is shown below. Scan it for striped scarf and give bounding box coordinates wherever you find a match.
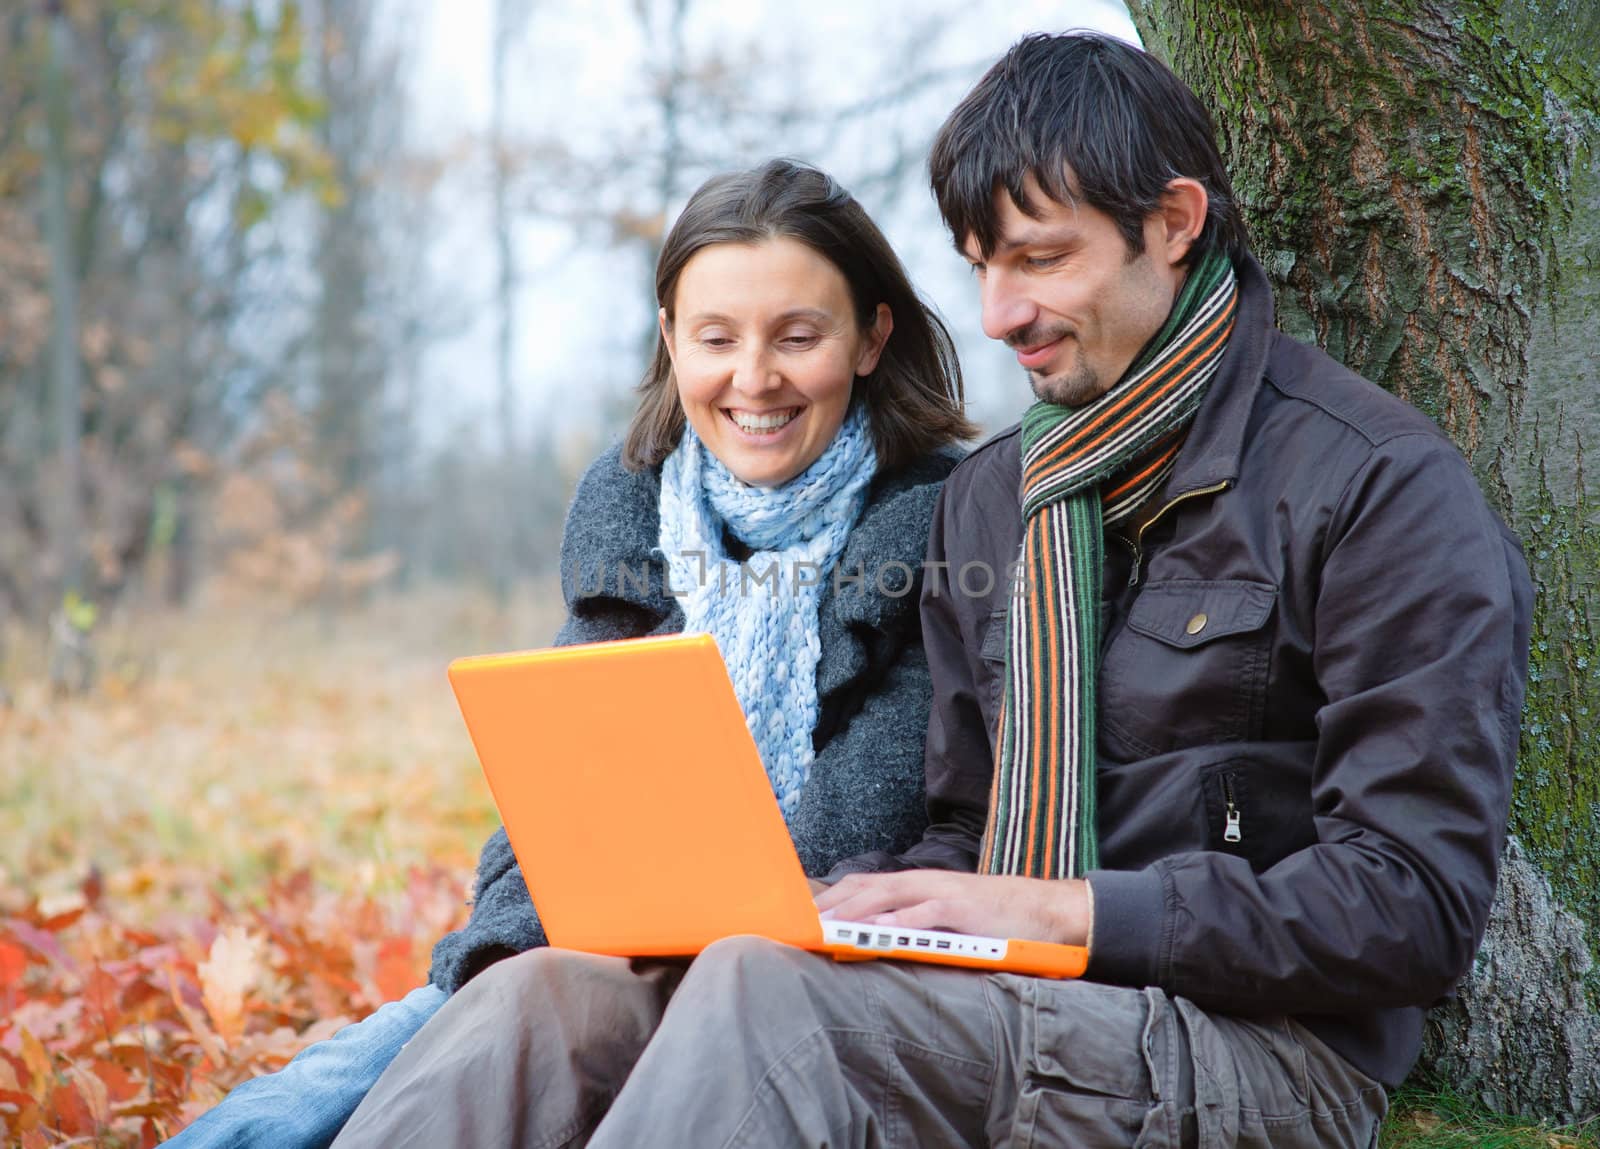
[981,250,1238,879]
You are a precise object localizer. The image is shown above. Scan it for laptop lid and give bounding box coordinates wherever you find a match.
[447,634,823,957]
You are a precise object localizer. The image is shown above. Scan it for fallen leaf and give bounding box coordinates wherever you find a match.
[198,928,264,1046]
[18,1030,51,1095]
[64,1060,112,1127]
[374,936,415,1004]
[165,967,227,1069]
[0,941,26,989]
[3,920,75,971]
[45,1077,95,1136]
[81,867,105,909]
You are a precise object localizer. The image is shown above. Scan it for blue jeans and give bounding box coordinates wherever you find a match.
[163,983,446,1149]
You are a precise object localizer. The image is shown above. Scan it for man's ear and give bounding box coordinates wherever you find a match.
[1157,178,1210,267]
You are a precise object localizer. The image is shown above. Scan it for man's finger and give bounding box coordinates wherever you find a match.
[813,873,874,912]
[866,898,975,934]
[816,872,955,919]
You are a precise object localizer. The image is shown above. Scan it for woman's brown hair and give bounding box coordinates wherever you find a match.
[623,159,977,473]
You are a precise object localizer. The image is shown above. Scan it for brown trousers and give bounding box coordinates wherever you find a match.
[331,937,1386,1149]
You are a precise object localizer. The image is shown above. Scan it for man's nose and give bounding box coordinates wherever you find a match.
[980,270,1037,344]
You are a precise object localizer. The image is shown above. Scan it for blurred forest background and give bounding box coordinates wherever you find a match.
[6,1,1598,1145]
[0,1,1138,1142]
[0,0,1132,640]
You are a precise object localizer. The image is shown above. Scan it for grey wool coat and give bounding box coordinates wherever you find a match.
[428,443,962,994]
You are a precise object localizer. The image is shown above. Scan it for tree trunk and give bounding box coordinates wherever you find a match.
[1125,0,1600,1121]
[42,0,82,602]
[490,0,530,608]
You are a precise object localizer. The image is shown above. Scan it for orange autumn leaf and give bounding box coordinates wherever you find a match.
[19,1029,52,1095]
[167,966,229,1070]
[374,936,416,1004]
[91,1059,142,1104]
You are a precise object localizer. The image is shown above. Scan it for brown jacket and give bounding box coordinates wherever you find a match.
[832,255,1533,1088]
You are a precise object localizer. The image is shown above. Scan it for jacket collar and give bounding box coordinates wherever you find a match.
[1164,251,1276,495]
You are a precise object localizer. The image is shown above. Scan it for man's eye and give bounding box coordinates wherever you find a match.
[1025,254,1063,271]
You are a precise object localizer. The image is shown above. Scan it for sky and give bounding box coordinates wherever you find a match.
[401,0,1142,454]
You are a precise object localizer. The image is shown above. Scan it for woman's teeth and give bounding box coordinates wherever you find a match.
[729,409,799,434]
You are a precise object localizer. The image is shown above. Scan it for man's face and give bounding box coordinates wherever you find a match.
[962,176,1187,408]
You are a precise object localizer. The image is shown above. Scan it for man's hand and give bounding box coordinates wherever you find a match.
[814,871,1092,947]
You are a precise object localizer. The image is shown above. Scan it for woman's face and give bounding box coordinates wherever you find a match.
[662,237,891,488]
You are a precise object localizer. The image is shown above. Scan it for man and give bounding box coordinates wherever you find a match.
[334,32,1530,1149]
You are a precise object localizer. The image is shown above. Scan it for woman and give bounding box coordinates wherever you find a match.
[164,157,974,1148]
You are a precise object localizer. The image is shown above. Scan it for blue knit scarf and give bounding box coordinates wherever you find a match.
[658,404,876,817]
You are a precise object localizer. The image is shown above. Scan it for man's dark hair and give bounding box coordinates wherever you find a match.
[625,158,976,472]
[930,32,1248,264]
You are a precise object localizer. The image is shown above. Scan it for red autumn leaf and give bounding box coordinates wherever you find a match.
[82,965,122,1036]
[91,1058,142,1103]
[39,906,88,933]
[0,940,27,988]
[116,1099,176,1118]
[44,1078,95,1136]
[120,975,170,1016]
[0,1086,40,1112]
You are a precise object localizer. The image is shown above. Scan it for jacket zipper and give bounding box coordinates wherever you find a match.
[1221,773,1243,844]
[1126,480,1233,587]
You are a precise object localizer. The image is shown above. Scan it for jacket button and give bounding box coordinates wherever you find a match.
[1186,612,1208,635]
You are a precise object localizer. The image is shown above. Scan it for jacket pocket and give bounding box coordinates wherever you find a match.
[1100,579,1276,761]
[1199,756,1318,872]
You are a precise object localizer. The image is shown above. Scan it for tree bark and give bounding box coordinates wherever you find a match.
[1126,0,1600,1121]
[42,0,82,602]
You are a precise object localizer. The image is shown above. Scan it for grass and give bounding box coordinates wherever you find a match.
[0,585,565,920]
[1383,1085,1600,1148]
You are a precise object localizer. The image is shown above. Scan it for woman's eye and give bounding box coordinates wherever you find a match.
[700,336,734,349]
[780,334,819,349]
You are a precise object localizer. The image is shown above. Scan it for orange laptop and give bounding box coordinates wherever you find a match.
[447,633,1086,979]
